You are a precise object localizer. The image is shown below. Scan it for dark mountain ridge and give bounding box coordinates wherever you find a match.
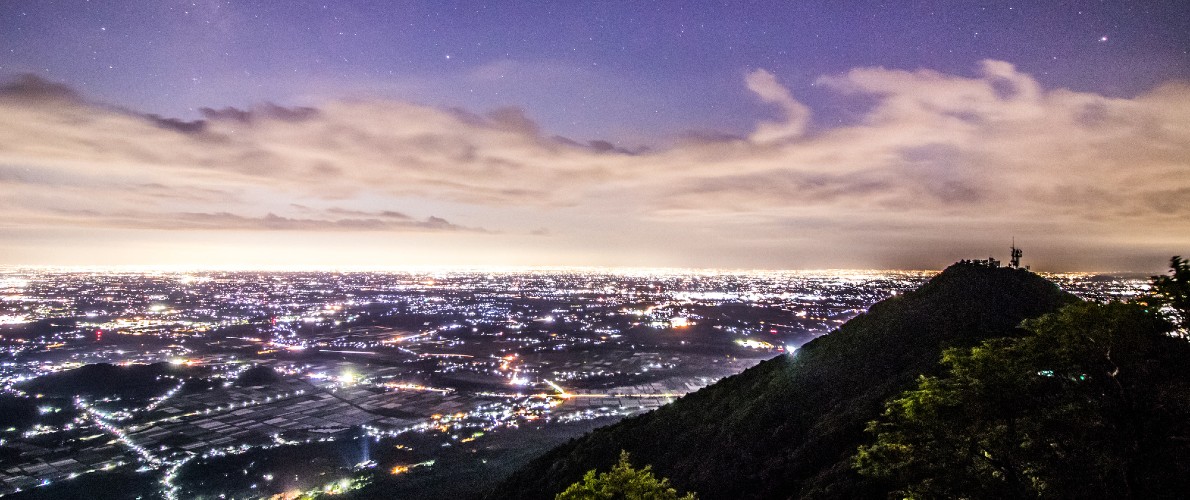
[490,263,1077,499]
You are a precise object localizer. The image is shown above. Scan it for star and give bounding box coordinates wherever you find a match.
[1099,36,1108,42]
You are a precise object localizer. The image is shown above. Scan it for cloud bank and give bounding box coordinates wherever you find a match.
[1,61,1187,270]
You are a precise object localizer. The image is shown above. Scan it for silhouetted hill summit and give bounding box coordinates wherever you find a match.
[490,263,1077,499]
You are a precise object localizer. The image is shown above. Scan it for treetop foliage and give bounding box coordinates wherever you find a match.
[1148,255,1190,334]
[856,289,1190,498]
[555,451,696,500]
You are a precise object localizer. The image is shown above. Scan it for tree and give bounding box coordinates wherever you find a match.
[556,451,697,500]
[855,301,1190,499]
[1149,255,1190,334]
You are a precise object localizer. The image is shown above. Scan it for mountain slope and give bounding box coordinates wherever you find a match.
[489,263,1078,499]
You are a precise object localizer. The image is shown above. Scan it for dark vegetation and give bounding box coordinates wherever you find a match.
[235,364,283,387]
[5,470,161,500]
[0,394,39,429]
[0,318,78,340]
[492,263,1077,499]
[855,301,1190,498]
[18,362,203,400]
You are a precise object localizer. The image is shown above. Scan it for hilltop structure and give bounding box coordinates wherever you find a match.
[957,241,1024,270]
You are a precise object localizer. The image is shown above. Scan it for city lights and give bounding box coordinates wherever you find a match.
[0,268,1143,497]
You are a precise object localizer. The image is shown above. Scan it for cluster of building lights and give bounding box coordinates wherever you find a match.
[0,267,1149,497]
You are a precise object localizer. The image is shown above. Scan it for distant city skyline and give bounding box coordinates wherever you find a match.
[1,1,1188,272]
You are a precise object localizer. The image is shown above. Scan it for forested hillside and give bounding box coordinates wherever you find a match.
[490,263,1076,499]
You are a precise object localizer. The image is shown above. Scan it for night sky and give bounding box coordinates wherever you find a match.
[1,1,1189,271]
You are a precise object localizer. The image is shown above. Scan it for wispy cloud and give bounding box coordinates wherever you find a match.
[1,61,1188,270]
[744,69,811,142]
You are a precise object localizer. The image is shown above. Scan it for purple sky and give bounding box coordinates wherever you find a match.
[1,1,1189,271]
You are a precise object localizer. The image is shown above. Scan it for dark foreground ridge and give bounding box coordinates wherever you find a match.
[488,263,1077,499]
